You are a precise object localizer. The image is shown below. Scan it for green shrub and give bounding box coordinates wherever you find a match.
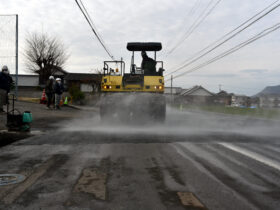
[35,86,43,91]
[69,85,85,102]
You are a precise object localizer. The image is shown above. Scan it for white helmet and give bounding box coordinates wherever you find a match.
[2,65,8,71]
[56,78,61,81]
[49,76,54,80]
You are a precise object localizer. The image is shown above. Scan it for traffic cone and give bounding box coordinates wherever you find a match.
[59,98,63,107]
[40,89,47,104]
[64,96,68,106]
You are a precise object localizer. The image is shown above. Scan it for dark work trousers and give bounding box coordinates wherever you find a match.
[46,93,54,107]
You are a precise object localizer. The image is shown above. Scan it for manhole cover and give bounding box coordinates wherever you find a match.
[0,174,25,186]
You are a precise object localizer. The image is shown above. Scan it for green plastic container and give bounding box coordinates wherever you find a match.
[22,111,32,123]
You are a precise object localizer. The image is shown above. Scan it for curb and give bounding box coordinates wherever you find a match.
[64,104,81,110]
[66,104,99,112]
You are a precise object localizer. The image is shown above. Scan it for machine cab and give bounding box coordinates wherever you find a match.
[126,42,164,76]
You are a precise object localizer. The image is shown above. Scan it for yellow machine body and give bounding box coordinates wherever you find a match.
[101,75,164,93]
[99,42,166,122]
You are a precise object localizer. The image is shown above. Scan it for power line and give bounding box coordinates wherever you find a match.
[166,22,280,82]
[170,23,280,81]
[176,0,279,67]
[167,0,215,55]
[167,0,222,55]
[166,1,280,76]
[164,0,201,50]
[78,0,107,46]
[75,0,115,60]
[189,0,202,17]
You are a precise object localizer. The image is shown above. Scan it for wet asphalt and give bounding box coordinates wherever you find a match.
[0,107,280,210]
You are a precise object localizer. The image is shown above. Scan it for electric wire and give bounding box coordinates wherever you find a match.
[166,22,280,82]
[166,1,280,76]
[167,0,222,55]
[78,0,107,46]
[75,0,115,60]
[164,0,201,51]
[175,0,279,68]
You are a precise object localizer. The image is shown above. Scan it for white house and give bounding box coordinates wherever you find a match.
[177,85,215,104]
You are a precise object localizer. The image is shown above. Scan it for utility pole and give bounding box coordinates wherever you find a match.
[171,75,173,103]
[219,84,222,92]
[15,14,18,99]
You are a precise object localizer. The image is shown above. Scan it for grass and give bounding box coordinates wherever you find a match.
[174,104,280,120]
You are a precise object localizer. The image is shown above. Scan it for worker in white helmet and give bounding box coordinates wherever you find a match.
[54,77,64,110]
[45,75,55,109]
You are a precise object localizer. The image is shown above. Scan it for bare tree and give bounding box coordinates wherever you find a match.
[92,68,103,93]
[25,32,69,84]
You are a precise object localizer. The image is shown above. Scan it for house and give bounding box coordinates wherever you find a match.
[11,74,39,88]
[10,71,101,98]
[252,85,280,108]
[259,95,280,108]
[36,66,68,85]
[214,90,233,106]
[231,94,251,107]
[250,97,260,108]
[10,74,41,97]
[176,85,215,105]
[64,73,101,93]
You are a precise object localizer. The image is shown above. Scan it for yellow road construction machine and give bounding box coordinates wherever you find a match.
[100,42,166,122]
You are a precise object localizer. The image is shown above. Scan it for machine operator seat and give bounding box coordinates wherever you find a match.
[142,59,157,76]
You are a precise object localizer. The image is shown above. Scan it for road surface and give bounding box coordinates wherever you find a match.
[0,108,279,210]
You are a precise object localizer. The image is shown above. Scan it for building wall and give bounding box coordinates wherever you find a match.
[175,95,214,105]
[259,96,280,108]
[11,75,39,87]
[231,95,250,106]
[80,83,93,92]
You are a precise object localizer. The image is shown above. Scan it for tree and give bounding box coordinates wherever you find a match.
[25,32,69,85]
[91,68,103,93]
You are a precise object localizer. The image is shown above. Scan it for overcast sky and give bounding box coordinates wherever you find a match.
[1,0,280,95]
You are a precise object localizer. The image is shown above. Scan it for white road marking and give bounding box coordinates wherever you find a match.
[219,143,280,172]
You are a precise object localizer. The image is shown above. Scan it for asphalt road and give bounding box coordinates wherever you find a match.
[0,107,280,210]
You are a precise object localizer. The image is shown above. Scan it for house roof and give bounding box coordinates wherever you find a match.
[65,73,100,81]
[10,74,38,77]
[217,90,234,96]
[180,85,214,96]
[233,94,248,97]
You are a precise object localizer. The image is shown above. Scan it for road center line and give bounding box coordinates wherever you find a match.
[219,143,280,172]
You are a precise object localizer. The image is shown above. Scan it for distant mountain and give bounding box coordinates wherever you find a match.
[254,85,280,97]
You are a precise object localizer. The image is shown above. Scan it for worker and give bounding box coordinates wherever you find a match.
[0,66,13,113]
[54,78,64,110]
[141,51,156,75]
[45,76,55,109]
